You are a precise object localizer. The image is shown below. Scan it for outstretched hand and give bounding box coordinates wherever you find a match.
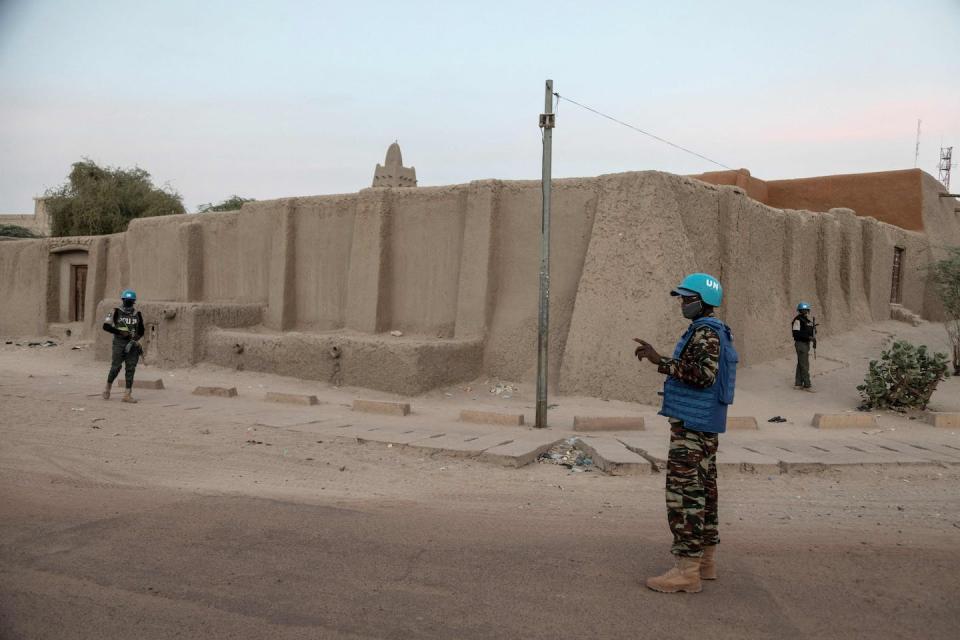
[633,338,662,364]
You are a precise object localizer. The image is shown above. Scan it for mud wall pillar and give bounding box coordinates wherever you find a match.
[265,202,297,331]
[345,190,391,333]
[179,222,204,302]
[455,180,500,338]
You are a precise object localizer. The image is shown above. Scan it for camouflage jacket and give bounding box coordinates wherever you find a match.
[656,325,720,388]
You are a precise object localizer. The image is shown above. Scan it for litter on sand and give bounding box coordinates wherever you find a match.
[538,438,594,472]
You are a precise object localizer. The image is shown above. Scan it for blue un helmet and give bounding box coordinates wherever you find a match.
[670,273,723,307]
[797,301,811,311]
[121,289,137,302]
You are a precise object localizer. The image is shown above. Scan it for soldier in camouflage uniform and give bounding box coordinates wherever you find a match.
[633,273,738,594]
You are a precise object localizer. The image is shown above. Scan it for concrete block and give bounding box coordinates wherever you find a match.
[573,416,644,432]
[408,432,514,458]
[924,412,960,429]
[338,426,440,446]
[715,446,781,474]
[460,409,524,426]
[480,436,561,467]
[193,386,237,398]
[353,399,410,416]
[812,413,877,429]
[616,434,668,467]
[726,416,758,430]
[265,392,318,406]
[574,437,652,475]
[132,378,164,390]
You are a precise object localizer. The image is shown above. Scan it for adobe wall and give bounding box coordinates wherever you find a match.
[0,239,47,335]
[765,169,925,231]
[0,170,952,403]
[688,168,769,203]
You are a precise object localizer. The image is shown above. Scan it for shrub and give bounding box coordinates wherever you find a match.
[0,223,39,238]
[928,246,960,375]
[857,340,949,411]
[197,195,255,213]
[45,159,185,236]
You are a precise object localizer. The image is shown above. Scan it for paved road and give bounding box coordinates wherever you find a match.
[2,468,958,640]
[1,346,959,639]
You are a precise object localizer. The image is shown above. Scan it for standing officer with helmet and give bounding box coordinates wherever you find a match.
[102,289,144,403]
[792,302,817,392]
[633,273,739,594]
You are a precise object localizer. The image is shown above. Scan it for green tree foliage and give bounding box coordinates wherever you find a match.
[857,340,949,411]
[0,224,39,238]
[197,195,255,212]
[45,159,185,236]
[928,246,960,375]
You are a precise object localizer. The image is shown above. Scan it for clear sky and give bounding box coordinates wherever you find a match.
[1,0,958,212]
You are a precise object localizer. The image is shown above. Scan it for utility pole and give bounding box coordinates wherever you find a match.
[536,79,555,428]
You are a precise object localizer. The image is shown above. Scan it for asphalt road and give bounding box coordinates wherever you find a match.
[2,470,958,640]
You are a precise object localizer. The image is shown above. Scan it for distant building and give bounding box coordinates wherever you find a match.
[0,197,51,236]
[372,142,417,188]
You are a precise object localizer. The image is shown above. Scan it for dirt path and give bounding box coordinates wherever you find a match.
[1,389,959,639]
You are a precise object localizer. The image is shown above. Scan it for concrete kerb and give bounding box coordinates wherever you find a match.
[310,421,558,468]
[265,392,319,406]
[924,412,960,429]
[193,386,238,398]
[332,425,438,446]
[406,432,518,459]
[726,416,759,430]
[573,416,644,432]
[574,437,653,475]
[480,436,562,468]
[812,413,878,429]
[460,409,525,426]
[132,378,164,390]
[353,399,411,416]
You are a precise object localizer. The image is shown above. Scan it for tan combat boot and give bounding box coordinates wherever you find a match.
[646,556,703,593]
[700,545,717,580]
[102,383,111,400]
[121,388,138,404]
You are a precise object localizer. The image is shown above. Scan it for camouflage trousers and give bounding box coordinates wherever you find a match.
[107,339,139,389]
[666,422,719,557]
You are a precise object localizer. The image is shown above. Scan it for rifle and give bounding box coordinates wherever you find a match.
[124,339,146,366]
[811,316,819,360]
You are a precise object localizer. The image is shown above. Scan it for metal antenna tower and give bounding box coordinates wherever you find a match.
[939,146,954,190]
[914,119,921,167]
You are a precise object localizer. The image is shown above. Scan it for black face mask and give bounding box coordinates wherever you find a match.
[122,299,135,309]
[682,299,703,319]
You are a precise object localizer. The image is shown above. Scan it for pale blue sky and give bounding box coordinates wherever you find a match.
[1,0,958,212]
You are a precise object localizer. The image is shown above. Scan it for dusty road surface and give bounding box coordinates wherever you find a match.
[2,384,959,640]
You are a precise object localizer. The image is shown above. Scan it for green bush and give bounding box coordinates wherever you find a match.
[928,246,960,375]
[0,224,39,238]
[857,340,949,411]
[197,195,255,213]
[45,159,185,236]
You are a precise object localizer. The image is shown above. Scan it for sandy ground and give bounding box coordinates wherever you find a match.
[1,319,960,638]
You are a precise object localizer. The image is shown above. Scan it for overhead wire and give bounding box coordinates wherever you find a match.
[552,93,733,171]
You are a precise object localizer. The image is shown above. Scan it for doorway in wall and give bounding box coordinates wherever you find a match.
[890,247,904,304]
[71,264,88,321]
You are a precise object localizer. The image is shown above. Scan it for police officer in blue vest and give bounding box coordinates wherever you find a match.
[633,273,738,593]
[102,289,144,403]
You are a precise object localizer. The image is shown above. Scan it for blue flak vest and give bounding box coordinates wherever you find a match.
[659,316,739,434]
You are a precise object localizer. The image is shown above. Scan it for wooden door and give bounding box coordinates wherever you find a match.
[890,247,904,304]
[72,265,87,321]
